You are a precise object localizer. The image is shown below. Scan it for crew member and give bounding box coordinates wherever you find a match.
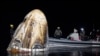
[54,27,62,39]
[67,28,81,41]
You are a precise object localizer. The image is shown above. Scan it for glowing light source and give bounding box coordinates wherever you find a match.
[80,28,84,31]
[10,24,14,28]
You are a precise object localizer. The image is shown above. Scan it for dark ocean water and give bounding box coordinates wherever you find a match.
[2,47,100,56]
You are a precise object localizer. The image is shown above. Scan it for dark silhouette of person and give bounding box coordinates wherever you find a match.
[10,24,14,38]
[79,28,86,41]
[90,29,96,40]
[54,27,62,39]
[96,29,100,41]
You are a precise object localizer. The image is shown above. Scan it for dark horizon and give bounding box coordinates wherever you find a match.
[0,1,100,53]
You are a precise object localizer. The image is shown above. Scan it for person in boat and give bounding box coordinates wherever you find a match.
[67,28,81,41]
[90,29,96,40]
[79,28,86,41]
[96,29,100,41]
[54,26,62,39]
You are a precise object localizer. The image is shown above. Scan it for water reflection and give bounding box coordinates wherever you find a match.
[70,51,81,56]
[8,50,48,56]
[7,48,100,56]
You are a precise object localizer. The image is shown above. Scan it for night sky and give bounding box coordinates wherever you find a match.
[0,1,100,54]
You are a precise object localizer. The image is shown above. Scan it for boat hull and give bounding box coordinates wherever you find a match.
[49,38,100,47]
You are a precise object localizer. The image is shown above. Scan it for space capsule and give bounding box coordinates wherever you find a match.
[7,9,48,53]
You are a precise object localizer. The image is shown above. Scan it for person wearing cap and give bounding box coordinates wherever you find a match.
[54,27,62,39]
[67,28,81,41]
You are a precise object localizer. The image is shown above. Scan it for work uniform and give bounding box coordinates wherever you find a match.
[54,29,62,39]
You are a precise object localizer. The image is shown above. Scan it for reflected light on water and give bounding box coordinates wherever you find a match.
[7,47,100,56]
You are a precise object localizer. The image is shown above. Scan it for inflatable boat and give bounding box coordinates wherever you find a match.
[49,38,100,48]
